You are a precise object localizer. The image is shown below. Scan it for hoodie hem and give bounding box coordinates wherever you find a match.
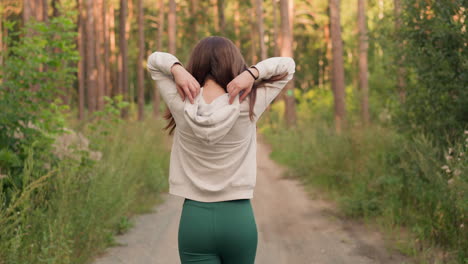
[169,184,254,202]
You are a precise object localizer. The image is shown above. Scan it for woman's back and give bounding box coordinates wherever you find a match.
[147,50,295,203]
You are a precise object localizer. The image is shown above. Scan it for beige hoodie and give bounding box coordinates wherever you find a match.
[147,52,296,202]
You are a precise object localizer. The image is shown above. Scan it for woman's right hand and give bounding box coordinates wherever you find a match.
[171,63,200,104]
[227,67,259,104]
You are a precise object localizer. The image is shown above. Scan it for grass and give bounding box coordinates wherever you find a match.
[260,118,467,264]
[0,118,170,264]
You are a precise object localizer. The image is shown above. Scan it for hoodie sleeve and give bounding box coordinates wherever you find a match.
[251,57,296,121]
[147,51,182,108]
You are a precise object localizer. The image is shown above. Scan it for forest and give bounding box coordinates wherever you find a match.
[0,0,466,263]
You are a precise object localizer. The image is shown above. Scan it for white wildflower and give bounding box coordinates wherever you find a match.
[454,169,461,177]
[445,155,453,161]
[441,165,450,170]
[464,130,468,135]
[446,169,451,173]
[448,148,454,154]
[461,223,465,229]
[448,178,455,185]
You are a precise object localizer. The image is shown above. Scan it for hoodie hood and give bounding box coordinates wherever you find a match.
[184,87,240,145]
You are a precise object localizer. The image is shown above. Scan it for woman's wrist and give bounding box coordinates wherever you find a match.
[249,66,259,80]
[171,62,184,77]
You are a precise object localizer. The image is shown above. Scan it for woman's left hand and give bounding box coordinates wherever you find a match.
[227,68,258,104]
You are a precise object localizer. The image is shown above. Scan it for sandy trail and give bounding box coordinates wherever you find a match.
[93,139,408,264]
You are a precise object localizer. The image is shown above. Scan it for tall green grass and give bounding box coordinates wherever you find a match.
[0,119,169,264]
[261,120,467,263]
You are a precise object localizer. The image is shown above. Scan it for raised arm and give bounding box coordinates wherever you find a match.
[252,57,296,121]
[147,51,181,106]
[147,51,200,106]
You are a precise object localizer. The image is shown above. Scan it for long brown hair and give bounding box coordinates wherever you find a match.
[164,36,258,135]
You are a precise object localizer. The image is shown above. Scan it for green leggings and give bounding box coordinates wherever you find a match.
[178,198,258,264]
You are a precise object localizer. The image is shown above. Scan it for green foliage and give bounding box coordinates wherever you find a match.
[397,0,468,141]
[0,119,169,264]
[262,118,467,262]
[0,16,78,206]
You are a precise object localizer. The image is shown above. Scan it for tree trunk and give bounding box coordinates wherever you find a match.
[0,16,3,82]
[272,0,280,56]
[42,0,48,22]
[52,0,61,17]
[153,0,165,117]
[168,0,176,54]
[323,23,332,84]
[78,0,86,119]
[86,0,97,113]
[358,0,369,125]
[190,0,198,43]
[103,0,111,97]
[279,0,296,127]
[119,0,129,114]
[23,0,32,25]
[394,0,406,102]
[108,1,117,96]
[234,1,241,48]
[94,0,105,110]
[250,4,257,65]
[137,0,145,121]
[255,0,267,60]
[217,0,225,34]
[212,0,219,32]
[329,0,346,132]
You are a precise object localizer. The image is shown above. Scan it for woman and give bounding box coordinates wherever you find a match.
[147,36,295,264]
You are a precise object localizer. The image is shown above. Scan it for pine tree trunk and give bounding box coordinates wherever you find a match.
[119,0,129,114]
[329,0,346,132]
[137,0,145,121]
[52,0,61,17]
[250,4,257,65]
[217,0,225,34]
[394,0,406,102]
[95,0,105,110]
[358,0,369,125]
[255,0,267,60]
[42,0,48,22]
[103,0,111,97]
[78,0,86,119]
[23,0,32,25]
[108,1,117,96]
[86,0,97,113]
[279,0,296,127]
[168,0,176,54]
[272,0,280,56]
[234,1,240,48]
[190,0,198,43]
[153,0,165,118]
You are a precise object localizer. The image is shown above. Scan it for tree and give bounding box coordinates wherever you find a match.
[255,0,267,60]
[137,0,145,121]
[329,0,346,132]
[86,0,97,113]
[358,0,369,125]
[153,0,165,117]
[168,0,176,54]
[94,0,105,110]
[77,0,86,119]
[217,0,225,34]
[394,0,406,102]
[118,0,129,113]
[279,0,296,127]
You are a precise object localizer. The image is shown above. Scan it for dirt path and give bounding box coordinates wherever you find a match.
[93,139,409,264]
